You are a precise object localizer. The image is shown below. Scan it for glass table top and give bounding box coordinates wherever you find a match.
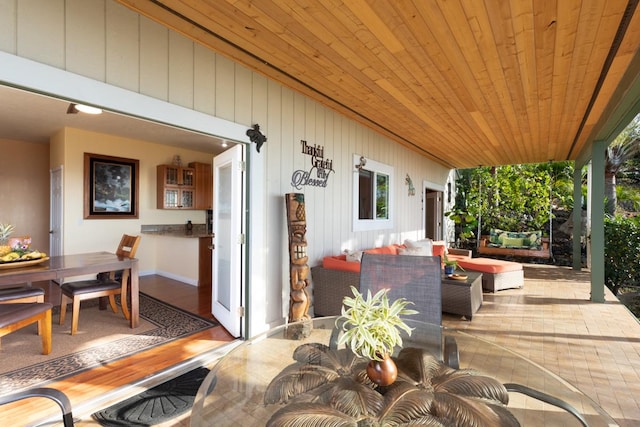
[190,317,616,426]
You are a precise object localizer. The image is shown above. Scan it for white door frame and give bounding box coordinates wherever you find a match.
[49,166,63,257]
[422,180,445,240]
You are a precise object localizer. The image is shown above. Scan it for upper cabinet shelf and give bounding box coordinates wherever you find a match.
[156,163,212,210]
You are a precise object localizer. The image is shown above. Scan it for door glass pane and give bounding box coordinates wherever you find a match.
[164,189,178,208]
[166,167,178,185]
[182,189,194,208]
[216,163,232,310]
[182,169,194,186]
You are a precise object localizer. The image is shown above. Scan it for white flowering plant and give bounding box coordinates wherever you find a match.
[336,286,418,361]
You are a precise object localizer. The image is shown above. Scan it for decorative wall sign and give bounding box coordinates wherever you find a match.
[291,140,334,189]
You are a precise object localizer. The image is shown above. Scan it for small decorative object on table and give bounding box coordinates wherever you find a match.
[336,286,417,386]
[0,224,47,266]
[443,253,464,275]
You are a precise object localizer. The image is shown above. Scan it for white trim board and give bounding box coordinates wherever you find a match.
[0,51,250,144]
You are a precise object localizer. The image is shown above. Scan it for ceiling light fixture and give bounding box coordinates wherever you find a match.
[221,141,228,148]
[67,103,103,115]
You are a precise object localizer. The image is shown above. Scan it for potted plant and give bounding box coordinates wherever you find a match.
[336,286,418,386]
[443,254,464,275]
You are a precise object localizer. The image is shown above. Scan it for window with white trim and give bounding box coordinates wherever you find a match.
[353,155,394,231]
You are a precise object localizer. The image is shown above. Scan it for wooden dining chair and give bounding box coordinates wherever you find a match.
[59,234,141,335]
[0,302,53,354]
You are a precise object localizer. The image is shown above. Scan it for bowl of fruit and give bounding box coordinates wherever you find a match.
[0,223,48,268]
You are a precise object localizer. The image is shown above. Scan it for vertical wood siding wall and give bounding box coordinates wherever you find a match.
[0,0,452,330]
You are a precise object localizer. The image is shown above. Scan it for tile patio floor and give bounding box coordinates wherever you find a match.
[442,264,640,427]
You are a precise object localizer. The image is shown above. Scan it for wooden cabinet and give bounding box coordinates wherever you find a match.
[157,165,195,209]
[198,236,213,287]
[189,162,213,210]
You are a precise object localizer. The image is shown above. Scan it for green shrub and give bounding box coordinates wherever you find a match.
[605,215,640,295]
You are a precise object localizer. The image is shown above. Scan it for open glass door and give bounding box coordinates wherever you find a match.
[212,144,244,337]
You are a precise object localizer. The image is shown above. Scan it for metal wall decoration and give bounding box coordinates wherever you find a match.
[291,140,334,189]
[246,124,267,153]
[405,173,416,196]
[355,156,367,170]
[285,193,312,339]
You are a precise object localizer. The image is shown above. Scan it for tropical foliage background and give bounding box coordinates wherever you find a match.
[448,115,640,312]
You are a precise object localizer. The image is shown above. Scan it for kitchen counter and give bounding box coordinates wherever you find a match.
[140,224,214,287]
[141,224,214,238]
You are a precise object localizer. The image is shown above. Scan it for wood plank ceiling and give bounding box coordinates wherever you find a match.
[117,0,640,169]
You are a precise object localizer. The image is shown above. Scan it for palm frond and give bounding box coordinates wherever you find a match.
[434,374,510,404]
[432,392,519,426]
[264,364,340,404]
[266,402,358,427]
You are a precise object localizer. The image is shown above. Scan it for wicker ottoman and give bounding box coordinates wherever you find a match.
[457,257,524,292]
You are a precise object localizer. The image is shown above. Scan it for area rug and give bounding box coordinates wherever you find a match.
[0,293,218,395]
[92,366,210,426]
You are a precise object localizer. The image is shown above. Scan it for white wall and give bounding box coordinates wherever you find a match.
[0,0,452,337]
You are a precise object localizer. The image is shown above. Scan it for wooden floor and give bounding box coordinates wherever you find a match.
[2,267,640,426]
[0,275,236,427]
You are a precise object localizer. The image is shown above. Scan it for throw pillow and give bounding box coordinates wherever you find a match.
[398,246,430,256]
[344,250,363,262]
[432,244,445,258]
[503,237,524,247]
[431,240,448,257]
[403,238,433,256]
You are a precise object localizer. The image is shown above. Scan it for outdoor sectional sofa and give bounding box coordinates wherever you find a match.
[311,240,524,317]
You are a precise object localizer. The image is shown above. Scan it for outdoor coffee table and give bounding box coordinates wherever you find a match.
[441,271,483,320]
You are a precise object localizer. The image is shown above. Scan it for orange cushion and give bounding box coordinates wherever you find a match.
[457,257,522,274]
[433,244,446,258]
[322,255,361,273]
[364,244,402,255]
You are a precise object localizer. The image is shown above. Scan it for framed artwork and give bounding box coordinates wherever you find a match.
[84,153,139,219]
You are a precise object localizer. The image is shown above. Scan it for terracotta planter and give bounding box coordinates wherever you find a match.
[366,354,397,386]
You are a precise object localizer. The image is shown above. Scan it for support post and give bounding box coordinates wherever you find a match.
[590,140,607,303]
[572,167,583,271]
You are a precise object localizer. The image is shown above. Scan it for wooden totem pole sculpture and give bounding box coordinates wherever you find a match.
[285,193,312,339]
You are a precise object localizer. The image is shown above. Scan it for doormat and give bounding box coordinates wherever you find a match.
[0,293,218,395]
[92,366,211,426]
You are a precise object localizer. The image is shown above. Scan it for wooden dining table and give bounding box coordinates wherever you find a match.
[0,252,140,328]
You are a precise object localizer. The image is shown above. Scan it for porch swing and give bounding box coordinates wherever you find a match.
[475,169,553,260]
